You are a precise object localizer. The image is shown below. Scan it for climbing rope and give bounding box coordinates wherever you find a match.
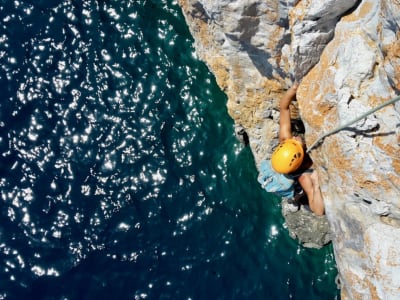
[306,94,400,153]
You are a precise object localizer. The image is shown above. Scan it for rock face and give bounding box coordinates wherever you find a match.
[178,0,400,299]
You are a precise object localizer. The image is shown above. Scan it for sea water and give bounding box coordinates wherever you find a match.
[0,0,339,298]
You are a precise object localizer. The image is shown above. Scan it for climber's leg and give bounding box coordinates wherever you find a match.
[298,171,325,216]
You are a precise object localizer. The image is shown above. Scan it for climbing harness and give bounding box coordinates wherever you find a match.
[307,95,400,153]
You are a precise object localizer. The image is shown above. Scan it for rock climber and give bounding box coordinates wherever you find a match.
[272,83,325,216]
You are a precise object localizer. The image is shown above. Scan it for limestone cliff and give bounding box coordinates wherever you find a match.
[178,0,400,299]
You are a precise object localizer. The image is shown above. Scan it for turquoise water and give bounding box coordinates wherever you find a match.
[0,0,339,298]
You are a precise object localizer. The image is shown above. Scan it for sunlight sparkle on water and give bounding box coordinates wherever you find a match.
[31,266,60,277]
[118,222,131,231]
[151,169,165,183]
[101,49,111,61]
[270,225,279,236]
[177,212,193,223]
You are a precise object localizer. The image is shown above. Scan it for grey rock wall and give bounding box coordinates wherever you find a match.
[178,0,400,299]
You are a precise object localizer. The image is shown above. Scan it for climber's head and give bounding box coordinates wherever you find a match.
[271,138,304,174]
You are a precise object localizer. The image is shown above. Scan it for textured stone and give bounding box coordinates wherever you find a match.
[281,198,331,249]
[178,0,400,299]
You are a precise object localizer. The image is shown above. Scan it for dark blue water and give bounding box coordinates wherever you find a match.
[0,0,339,299]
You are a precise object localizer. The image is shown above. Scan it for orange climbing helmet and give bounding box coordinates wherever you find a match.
[271,138,304,174]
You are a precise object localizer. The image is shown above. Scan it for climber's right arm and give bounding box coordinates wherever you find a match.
[279,84,298,142]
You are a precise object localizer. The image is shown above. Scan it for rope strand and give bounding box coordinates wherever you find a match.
[306,94,400,153]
